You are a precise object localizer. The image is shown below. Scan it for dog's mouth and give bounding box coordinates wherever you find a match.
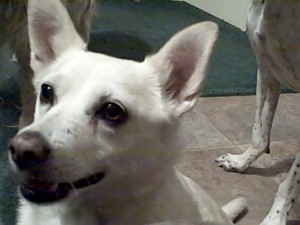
[20,172,105,204]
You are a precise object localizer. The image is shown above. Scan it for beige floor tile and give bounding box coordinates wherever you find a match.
[196,95,255,145]
[181,95,300,224]
[180,105,233,150]
[177,147,300,225]
[197,94,300,145]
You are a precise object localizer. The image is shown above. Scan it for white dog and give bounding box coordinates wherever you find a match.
[8,0,247,224]
[216,0,300,224]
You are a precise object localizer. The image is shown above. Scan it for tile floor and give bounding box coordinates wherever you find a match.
[178,93,300,225]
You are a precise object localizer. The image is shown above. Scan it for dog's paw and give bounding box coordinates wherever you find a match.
[215,154,248,173]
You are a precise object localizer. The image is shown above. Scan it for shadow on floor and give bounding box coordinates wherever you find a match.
[245,158,295,177]
[288,220,300,225]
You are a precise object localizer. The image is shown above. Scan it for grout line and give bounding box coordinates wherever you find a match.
[184,144,242,152]
[196,111,237,146]
[185,138,300,152]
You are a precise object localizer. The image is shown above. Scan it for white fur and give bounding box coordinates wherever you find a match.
[216,0,300,224]
[12,0,247,224]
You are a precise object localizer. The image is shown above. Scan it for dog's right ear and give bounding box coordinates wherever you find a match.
[28,0,86,72]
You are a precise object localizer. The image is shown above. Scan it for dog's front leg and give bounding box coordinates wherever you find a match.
[216,68,280,172]
[260,152,300,225]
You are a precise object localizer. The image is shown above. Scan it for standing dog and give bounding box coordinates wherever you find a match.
[0,0,95,128]
[8,0,247,224]
[216,0,300,224]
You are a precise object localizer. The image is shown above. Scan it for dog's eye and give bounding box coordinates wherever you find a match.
[97,102,127,125]
[40,84,55,104]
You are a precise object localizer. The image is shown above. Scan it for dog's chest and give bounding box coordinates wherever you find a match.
[248,0,300,90]
[18,201,104,225]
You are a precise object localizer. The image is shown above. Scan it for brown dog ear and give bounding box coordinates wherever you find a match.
[147,22,218,116]
[28,0,86,71]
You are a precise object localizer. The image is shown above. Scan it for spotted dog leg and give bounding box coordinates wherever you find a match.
[260,152,300,225]
[216,68,280,172]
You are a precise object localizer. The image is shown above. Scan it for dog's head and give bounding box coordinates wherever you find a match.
[9,0,218,205]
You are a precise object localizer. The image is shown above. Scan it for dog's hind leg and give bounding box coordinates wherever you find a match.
[260,152,300,225]
[216,68,281,172]
[9,11,35,129]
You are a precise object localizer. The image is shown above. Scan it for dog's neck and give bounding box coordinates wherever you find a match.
[48,166,182,224]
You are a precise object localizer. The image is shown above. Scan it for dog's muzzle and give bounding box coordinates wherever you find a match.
[9,131,105,204]
[9,131,50,170]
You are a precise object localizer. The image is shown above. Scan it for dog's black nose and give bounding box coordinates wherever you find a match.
[9,131,50,170]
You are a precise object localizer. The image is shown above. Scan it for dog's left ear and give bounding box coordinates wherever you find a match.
[147,22,218,116]
[27,0,86,72]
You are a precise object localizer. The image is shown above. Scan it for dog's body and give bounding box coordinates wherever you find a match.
[216,0,300,224]
[0,0,95,128]
[7,0,248,224]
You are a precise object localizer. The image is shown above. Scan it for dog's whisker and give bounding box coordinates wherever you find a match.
[70,183,79,197]
[0,124,19,128]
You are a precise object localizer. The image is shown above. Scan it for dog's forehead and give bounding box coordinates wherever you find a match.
[45,51,162,105]
[48,51,156,88]
[41,51,168,119]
